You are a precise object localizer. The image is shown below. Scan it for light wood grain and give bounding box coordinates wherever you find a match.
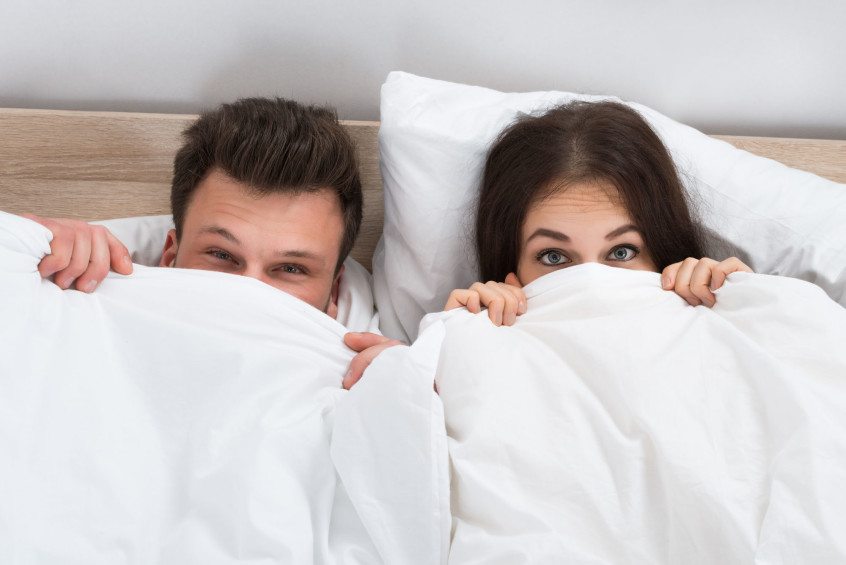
[1,108,843,271]
[713,135,846,184]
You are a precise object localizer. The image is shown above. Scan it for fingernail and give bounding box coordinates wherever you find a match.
[342,370,352,388]
[661,275,670,288]
[123,255,132,266]
[85,280,98,293]
[518,300,527,314]
[57,277,69,289]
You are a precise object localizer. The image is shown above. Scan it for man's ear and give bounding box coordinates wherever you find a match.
[326,263,345,319]
[159,229,178,268]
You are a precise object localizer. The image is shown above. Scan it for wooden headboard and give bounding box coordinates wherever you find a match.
[1,108,844,271]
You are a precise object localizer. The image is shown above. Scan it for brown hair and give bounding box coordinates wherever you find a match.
[171,97,362,272]
[476,100,704,281]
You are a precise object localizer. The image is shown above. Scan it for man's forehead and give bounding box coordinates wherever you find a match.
[180,173,344,264]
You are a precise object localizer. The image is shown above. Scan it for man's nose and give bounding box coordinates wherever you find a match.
[241,265,271,286]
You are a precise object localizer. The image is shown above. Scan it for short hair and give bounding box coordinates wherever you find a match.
[476,100,704,281]
[171,97,362,272]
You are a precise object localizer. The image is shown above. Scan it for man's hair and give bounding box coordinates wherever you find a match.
[171,97,362,272]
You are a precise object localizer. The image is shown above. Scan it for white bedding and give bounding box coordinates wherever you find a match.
[0,212,445,564]
[427,264,846,564]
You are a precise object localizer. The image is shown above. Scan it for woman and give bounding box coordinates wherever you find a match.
[446,100,751,325]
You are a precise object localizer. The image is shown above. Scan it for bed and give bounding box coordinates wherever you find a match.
[2,101,845,564]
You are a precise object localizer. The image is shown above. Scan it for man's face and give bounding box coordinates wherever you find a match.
[160,169,346,313]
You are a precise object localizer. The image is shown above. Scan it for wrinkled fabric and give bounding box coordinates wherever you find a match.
[429,263,846,565]
[0,212,443,564]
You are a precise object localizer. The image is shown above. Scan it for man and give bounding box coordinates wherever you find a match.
[24,97,395,388]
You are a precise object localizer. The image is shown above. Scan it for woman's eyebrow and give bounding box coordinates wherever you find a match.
[605,224,640,240]
[526,228,570,243]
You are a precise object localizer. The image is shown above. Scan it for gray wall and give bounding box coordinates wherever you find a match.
[2,0,843,138]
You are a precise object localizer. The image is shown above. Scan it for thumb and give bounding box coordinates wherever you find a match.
[343,331,392,352]
[504,272,523,288]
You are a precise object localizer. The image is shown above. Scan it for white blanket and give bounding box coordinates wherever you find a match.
[428,264,846,564]
[0,212,446,564]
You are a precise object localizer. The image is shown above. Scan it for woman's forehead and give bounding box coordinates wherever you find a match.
[527,181,630,223]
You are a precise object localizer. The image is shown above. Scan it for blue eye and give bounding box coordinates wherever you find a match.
[608,245,638,261]
[538,249,569,266]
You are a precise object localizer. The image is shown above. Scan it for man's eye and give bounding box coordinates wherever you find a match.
[607,245,639,262]
[209,249,234,262]
[537,249,570,266]
[279,264,305,275]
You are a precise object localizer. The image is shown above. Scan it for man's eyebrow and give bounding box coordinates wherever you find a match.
[526,228,570,243]
[605,224,641,240]
[274,249,321,261]
[200,226,240,244]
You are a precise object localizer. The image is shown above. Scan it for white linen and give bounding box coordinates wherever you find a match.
[427,263,846,564]
[0,211,443,564]
[375,71,846,342]
[94,214,379,332]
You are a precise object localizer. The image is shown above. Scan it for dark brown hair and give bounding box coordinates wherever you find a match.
[171,97,362,272]
[476,100,704,281]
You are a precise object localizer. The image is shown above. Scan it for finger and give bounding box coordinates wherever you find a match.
[502,276,527,315]
[661,262,681,290]
[38,223,75,279]
[343,340,402,390]
[471,282,504,317]
[689,258,718,307]
[74,226,110,292]
[488,282,519,325]
[472,283,506,326]
[466,291,481,314]
[672,257,702,306]
[504,272,523,288]
[106,231,133,275]
[343,331,394,352]
[53,230,92,290]
[445,289,482,313]
[711,257,753,290]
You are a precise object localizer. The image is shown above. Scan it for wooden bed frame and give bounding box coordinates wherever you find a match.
[1,108,844,271]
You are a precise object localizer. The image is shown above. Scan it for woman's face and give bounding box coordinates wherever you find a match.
[516,179,657,285]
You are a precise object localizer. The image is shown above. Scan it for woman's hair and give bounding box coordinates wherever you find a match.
[475,100,704,281]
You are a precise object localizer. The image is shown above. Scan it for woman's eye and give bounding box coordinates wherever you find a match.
[538,250,569,266]
[607,245,639,261]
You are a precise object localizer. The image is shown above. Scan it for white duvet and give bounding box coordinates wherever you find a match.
[0,212,446,564]
[428,263,846,564]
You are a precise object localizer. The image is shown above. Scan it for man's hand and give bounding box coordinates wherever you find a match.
[23,214,133,292]
[342,332,403,390]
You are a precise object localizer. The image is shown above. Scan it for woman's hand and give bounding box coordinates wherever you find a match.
[661,256,752,307]
[444,273,526,326]
[22,214,133,292]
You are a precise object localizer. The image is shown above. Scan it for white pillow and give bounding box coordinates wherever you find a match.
[94,215,378,332]
[374,72,846,341]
